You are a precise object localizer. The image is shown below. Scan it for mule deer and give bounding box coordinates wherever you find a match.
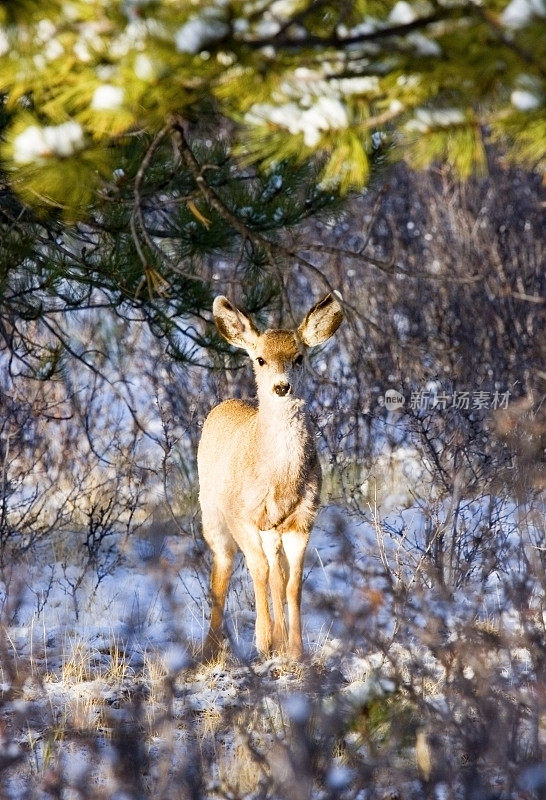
[198,293,343,659]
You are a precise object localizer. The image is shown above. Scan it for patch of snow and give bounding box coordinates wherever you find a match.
[269,0,300,16]
[435,783,450,800]
[281,72,379,101]
[0,27,8,57]
[109,18,166,58]
[133,53,156,81]
[338,20,378,38]
[233,18,249,33]
[409,32,441,55]
[73,30,102,62]
[162,644,190,674]
[260,44,276,58]
[337,76,380,94]
[247,96,348,147]
[389,1,417,24]
[340,672,395,711]
[406,108,465,133]
[96,64,116,81]
[511,89,541,110]
[502,0,546,27]
[327,764,354,789]
[389,98,405,114]
[175,14,230,54]
[13,121,85,164]
[0,741,22,760]
[216,50,235,65]
[44,38,64,61]
[61,747,89,784]
[397,74,421,89]
[36,19,56,43]
[389,2,442,52]
[91,84,124,111]
[254,18,281,37]
[282,692,310,723]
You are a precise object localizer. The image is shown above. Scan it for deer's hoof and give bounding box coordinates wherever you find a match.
[201,633,224,663]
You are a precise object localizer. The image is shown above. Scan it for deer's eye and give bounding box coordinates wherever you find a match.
[257,357,266,366]
[294,354,304,366]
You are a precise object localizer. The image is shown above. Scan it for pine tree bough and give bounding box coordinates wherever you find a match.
[0,1,543,213]
[171,116,341,308]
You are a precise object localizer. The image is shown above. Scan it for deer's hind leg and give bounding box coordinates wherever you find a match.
[202,515,237,661]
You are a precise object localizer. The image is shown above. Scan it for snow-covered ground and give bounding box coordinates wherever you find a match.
[0,499,543,798]
[0,508,385,797]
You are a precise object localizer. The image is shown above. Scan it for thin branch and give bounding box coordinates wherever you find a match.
[242,6,473,50]
[131,123,170,271]
[301,243,483,283]
[130,124,214,289]
[39,317,162,452]
[171,116,305,321]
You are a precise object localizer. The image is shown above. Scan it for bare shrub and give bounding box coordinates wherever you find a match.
[0,160,542,799]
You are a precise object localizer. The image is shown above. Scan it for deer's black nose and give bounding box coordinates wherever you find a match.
[274,382,291,397]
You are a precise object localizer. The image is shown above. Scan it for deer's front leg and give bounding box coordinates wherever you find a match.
[276,477,319,659]
[236,522,273,656]
[260,529,288,652]
[247,549,272,655]
[280,527,309,659]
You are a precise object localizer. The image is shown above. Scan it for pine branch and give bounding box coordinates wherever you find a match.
[471,4,546,77]
[170,117,394,338]
[131,124,170,272]
[171,116,481,290]
[171,116,337,307]
[129,125,215,291]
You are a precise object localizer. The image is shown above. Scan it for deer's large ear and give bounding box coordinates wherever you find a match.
[298,291,344,347]
[213,296,259,350]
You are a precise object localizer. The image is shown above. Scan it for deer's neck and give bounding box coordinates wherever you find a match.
[255,397,311,474]
[246,397,316,530]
